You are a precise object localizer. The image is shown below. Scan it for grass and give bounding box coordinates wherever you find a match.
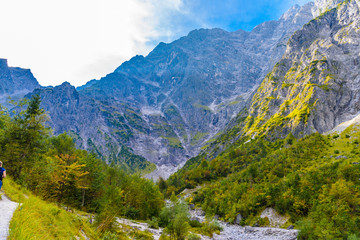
[137,162,157,176]
[3,177,30,203]
[4,178,99,240]
[2,178,159,240]
[192,104,212,112]
[162,136,183,149]
[191,132,209,146]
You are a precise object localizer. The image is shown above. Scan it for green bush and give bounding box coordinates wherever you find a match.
[189,219,202,228]
[147,217,159,229]
[187,233,201,240]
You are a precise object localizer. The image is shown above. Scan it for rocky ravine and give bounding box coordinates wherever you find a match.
[117,207,298,240]
[29,2,316,178]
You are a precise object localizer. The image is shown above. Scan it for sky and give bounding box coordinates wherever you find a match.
[0,0,310,87]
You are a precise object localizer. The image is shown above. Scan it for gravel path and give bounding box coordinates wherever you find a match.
[0,194,19,240]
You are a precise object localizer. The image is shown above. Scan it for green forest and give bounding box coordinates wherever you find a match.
[2,96,224,240]
[3,95,360,239]
[1,95,163,239]
[165,129,360,239]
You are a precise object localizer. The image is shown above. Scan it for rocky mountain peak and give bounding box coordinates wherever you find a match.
[58,81,75,89]
[52,82,79,100]
[280,4,301,21]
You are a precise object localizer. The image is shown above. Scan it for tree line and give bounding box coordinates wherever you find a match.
[0,95,164,235]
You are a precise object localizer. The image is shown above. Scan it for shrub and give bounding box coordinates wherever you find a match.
[187,233,201,240]
[147,217,159,229]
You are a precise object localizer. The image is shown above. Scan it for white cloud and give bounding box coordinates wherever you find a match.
[0,0,183,86]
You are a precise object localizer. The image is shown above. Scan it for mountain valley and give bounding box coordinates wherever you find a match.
[1,0,360,239]
[1,2,320,179]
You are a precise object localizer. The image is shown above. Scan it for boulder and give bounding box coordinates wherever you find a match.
[260,207,289,227]
[287,225,295,230]
[235,214,243,225]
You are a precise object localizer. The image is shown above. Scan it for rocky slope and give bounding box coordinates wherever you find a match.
[0,59,40,107]
[30,3,315,178]
[222,0,360,142]
[30,82,156,174]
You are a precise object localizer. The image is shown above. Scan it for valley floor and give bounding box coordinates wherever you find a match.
[117,206,299,240]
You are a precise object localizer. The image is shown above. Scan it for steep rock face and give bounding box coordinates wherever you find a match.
[0,59,40,106]
[35,3,315,178]
[238,0,360,139]
[31,82,156,174]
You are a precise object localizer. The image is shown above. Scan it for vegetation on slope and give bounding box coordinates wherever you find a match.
[164,125,360,239]
[0,95,164,239]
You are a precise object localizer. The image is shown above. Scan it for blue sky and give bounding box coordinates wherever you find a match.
[0,0,311,86]
[154,0,311,42]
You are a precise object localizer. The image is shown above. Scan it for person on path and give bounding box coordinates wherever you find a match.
[0,161,6,190]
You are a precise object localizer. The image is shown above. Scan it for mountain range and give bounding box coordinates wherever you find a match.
[1,0,358,179]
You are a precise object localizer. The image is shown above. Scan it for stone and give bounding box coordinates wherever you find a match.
[235,214,243,225]
[195,209,205,217]
[244,226,254,233]
[260,207,289,228]
[287,225,295,230]
[189,204,195,210]
[214,214,220,220]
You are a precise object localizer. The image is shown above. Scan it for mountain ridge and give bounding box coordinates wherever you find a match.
[239,0,360,139]
[3,2,319,178]
[53,2,314,178]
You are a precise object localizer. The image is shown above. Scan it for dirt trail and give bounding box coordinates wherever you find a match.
[0,194,19,240]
